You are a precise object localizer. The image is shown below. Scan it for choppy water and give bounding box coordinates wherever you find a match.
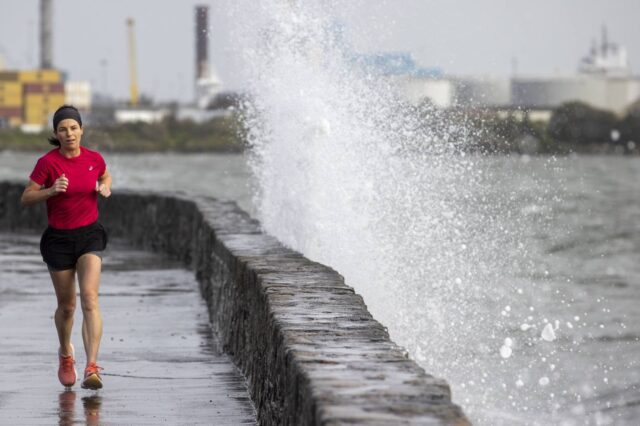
[217,1,640,423]
[2,150,639,424]
[0,151,254,213]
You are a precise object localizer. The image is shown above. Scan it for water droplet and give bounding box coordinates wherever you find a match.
[541,323,556,342]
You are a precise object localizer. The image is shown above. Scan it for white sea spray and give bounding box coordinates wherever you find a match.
[222,1,578,424]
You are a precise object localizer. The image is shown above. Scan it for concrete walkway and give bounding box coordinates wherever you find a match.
[0,232,257,425]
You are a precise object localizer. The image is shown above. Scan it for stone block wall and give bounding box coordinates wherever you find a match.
[0,181,469,425]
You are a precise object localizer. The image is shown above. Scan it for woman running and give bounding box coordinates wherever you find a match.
[21,105,112,390]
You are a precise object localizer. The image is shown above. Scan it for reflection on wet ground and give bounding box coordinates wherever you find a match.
[0,233,257,425]
[57,391,102,426]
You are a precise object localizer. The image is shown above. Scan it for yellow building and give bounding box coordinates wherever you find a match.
[0,79,22,127]
[0,69,65,130]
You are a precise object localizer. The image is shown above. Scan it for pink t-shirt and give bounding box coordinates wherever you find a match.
[30,147,107,229]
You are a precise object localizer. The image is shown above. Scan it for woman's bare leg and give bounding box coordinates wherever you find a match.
[76,253,103,366]
[50,269,77,356]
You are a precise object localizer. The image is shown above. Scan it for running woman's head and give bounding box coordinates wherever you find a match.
[49,105,83,147]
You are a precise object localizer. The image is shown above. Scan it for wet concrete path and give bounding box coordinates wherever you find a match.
[0,232,257,425]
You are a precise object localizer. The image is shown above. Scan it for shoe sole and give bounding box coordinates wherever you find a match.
[81,373,103,390]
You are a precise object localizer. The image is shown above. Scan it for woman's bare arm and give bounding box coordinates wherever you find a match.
[21,175,68,206]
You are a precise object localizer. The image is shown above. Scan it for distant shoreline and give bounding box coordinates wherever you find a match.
[0,115,244,153]
[1,141,636,156]
[0,142,244,154]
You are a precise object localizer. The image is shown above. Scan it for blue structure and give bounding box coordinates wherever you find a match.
[350,52,442,78]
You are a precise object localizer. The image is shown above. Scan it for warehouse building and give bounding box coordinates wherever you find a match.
[392,28,640,117]
[0,69,91,132]
[0,69,65,131]
[0,0,91,132]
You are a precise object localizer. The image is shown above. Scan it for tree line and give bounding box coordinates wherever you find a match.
[458,100,640,154]
[2,99,639,155]
[0,113,244,152]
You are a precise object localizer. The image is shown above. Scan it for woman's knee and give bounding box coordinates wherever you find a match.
[57,301,76,317]
[80,293,100,312]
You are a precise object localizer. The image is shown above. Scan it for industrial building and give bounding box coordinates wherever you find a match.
[393,28,640,117]
[454,76,512,107]
[0,0,91,131]
[391,75,512,109]
[169,5,228,124]
[510,76,640,114]
[392,75,455,108]
[0,68,92,130]
[0,69,65,130]
[64,81,92,113]
[115,5,224,124]
[511,29,640,115]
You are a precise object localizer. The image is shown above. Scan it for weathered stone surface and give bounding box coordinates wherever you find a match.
[0,181,470,425]
[0,232,257,425]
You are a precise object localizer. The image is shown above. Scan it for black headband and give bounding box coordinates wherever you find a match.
[53,106,82,131]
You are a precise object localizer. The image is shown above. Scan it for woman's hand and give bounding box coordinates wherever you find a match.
[50,174,69,196]
[96,182,111,198]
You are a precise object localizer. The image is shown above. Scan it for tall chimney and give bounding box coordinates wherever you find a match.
[40,0,53,69]
[195,6,209,80]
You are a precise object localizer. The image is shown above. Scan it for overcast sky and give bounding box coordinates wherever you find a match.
[1,0,639,103]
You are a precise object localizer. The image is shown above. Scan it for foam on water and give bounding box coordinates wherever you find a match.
[222,1,616,424]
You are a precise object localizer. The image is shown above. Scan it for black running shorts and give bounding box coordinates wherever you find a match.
[40,221,108,271]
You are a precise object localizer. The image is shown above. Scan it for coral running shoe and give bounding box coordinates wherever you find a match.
[81,363,103,390]
[58,344,77,387]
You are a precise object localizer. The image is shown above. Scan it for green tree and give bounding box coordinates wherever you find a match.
[547,102,618,146]
[619,99,640,145]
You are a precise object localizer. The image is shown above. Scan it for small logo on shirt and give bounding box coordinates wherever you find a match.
[89,166,94,171]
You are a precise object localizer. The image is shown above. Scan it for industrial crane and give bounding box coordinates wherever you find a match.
[126,17,139,107]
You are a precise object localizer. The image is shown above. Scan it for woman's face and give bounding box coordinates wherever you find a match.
[55,118,83,151]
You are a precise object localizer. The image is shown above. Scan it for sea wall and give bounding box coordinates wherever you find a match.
[0,181,469,425]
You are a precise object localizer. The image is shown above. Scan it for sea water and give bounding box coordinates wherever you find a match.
[2,149,639,424]
[219,1,639,424]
